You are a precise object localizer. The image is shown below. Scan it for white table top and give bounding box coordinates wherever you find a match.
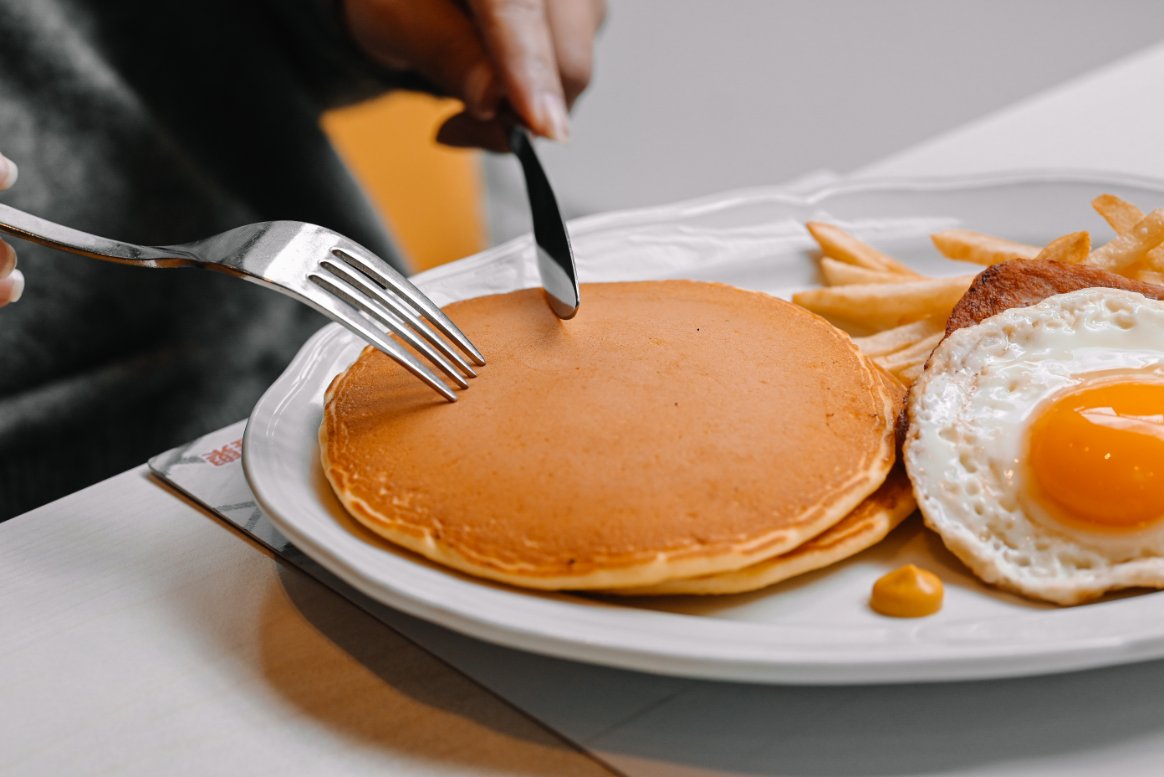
[6,41,1164,777]
[0,467,608,777]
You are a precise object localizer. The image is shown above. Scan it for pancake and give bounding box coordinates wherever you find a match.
[602,465,916,595]
[608,370,913,596]
[320,280,898,590]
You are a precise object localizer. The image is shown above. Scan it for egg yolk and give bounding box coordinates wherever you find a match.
[1027,380,1164,530]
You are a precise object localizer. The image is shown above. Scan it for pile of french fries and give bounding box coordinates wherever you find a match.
[793,193,1164,385]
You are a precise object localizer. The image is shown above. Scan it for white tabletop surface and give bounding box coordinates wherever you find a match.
[6,41,1164,777]
[0,466,609,777]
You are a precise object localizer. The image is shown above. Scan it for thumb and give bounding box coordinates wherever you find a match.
[346,0,500,120]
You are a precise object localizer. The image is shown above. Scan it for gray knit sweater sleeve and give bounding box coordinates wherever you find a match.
[260,0,414,108]
[0,0,425,519]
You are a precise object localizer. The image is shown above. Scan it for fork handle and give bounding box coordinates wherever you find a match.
[0,202,198,267]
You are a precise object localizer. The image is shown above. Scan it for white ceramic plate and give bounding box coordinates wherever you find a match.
[245,171,1164,684]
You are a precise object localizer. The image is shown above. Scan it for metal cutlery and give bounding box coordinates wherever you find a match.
[0,205,484,402]
[506,124,581,319]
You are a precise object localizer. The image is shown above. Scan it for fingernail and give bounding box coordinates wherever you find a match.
[536,92,570,142]
[5,268,24,304]
[463,62,497,121]
[0,155,19,190]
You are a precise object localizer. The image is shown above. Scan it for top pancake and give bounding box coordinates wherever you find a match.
[320,280,898,590]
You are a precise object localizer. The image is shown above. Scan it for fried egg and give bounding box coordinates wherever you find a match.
[905,288,1164,605]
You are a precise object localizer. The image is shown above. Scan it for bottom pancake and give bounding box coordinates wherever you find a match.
[604,465,916,596]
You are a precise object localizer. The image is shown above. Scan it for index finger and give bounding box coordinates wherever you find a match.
[545,0,604,106]
[467,0,569,140]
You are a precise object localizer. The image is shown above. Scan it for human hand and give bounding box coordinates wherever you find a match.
[344,0,606,149]
[0,154,21,307]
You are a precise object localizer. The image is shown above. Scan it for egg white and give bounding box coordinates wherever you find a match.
[905,288,1164,605]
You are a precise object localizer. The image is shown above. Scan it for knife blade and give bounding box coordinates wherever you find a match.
[507,124,580,320]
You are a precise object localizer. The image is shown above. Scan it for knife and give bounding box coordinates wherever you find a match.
[506,124,580,320]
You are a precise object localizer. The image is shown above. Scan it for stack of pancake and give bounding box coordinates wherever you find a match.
[320,280,914,595]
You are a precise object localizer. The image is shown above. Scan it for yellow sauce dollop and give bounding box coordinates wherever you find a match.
[870,564,944,617]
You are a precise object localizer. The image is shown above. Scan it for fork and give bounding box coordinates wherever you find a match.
[0,205,485,402]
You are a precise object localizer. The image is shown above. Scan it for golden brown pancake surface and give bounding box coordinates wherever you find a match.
[321,280,897,589]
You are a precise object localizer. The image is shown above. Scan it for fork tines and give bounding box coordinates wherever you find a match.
[308,243,485,402]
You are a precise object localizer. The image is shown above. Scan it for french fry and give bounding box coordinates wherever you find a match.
[931,229,1040,265]
[1033,231,1090,264]
[819,257,903,286]
[881,357,928,384]
[1150,247,1164,270]
[853,317,945,358]
[792,275,974,331]
[1134,267,1164,286]
[806,222,922,277]
[895,361,925,384]
[1089,195,1164,271]
[875,332,940,383]
[875,332,943,373]
[1087,208,1164,272]
[1092,193,1144,233]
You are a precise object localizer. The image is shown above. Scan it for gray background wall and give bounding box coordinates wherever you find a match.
[486,0,1164,241]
